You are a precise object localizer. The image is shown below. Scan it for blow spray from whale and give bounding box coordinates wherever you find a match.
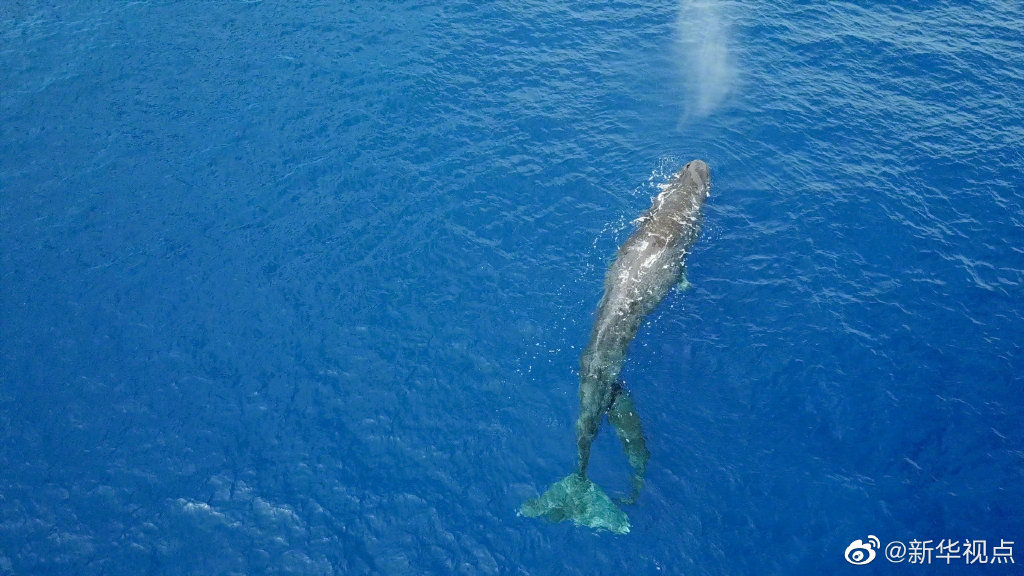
[520,160,711,534]
[675,0,736,119]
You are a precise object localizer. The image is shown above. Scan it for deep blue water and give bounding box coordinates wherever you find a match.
[2,1,1022,574]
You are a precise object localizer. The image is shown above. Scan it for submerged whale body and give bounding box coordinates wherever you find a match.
[521,160,711,534]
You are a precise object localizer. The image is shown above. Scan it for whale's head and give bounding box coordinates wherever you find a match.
[683,159,710,194]
[654,160,711,220]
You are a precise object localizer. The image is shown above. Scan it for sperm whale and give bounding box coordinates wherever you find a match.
[521,160,711,534]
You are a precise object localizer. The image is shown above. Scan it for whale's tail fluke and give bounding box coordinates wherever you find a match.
[519,473,630,534]
[520,383,648,535]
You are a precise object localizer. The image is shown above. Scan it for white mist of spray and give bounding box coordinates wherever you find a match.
[674,0,736,119]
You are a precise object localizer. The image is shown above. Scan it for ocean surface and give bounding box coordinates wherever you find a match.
[2,1,1022,574]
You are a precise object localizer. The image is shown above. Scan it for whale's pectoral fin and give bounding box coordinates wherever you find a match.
[519,473,630,534]
[675,264,691,291]
[609,384,650,505]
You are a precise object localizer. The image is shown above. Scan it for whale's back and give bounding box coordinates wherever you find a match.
[586,160,711,377]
